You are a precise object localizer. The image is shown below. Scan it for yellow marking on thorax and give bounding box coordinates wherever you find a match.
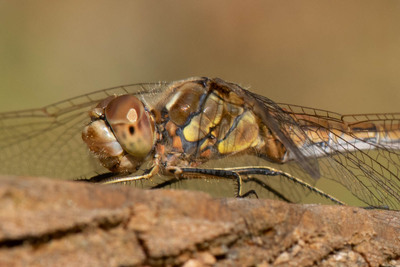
[217,110,259,154]
[183,93,224,142]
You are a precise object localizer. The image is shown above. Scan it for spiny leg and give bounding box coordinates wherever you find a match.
[241,175,292,202]
[79,165,160,184]
[163,166,345,205]
[223,166,345,206]
[80,164,345,206]
[77,172,117,183]
[163,166,257,198]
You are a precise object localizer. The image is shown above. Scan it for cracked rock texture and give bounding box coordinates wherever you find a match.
[0,175,399,267]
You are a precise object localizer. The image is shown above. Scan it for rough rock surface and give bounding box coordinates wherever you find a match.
[0,175,399,267]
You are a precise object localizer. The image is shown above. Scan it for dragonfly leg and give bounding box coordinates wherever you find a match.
[163,166,345,205]
[79,164,160,184]
[77,172,117,183]
[83,164,344,205]
[79,154,163,184]
[101,164,160,185]
[164,166,256,198]
[239,189,259,198]
[242,175,291,202]
[223,166,346,206]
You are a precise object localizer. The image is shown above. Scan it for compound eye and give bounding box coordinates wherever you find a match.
[105,95,155,158]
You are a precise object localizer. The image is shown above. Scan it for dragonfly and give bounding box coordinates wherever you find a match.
[1,77,399,209]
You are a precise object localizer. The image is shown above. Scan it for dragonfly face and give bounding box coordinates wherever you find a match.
[1,77,400,210]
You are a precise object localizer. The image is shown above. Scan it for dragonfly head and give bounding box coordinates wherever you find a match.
[82,95,156,173]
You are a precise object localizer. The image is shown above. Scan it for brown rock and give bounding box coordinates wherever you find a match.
[0,175,399,267]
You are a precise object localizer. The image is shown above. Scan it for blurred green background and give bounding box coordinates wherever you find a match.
[1,0,400,114]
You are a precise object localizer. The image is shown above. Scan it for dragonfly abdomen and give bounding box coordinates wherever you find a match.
[291,119,400,158]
